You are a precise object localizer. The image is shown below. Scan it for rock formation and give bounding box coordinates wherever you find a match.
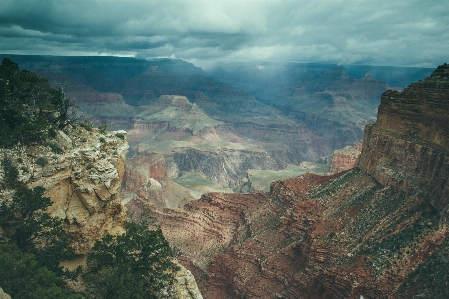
[0,126,128,253]
[172,264,204,299]
[0,125,204,298]
[125,95,287,191]
[149,64,449,298]
[358,63,449,211]
[329,142,362,174]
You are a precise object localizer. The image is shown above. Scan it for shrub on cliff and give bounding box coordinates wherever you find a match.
[0,243,81,299]
[0,186,74,274]
[84,222,175,299]
[0,157,19,189]
[0,58,74,148]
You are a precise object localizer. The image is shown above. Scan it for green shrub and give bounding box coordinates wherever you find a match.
[0,186,80,298]
[99,137,106,143]
[115,132,125,140]
[85,222,174,298]
[49,142,63,154]
[0,244,73,299]
[98,124,107,134]
[86,163,94,170]
[0,58,74,148]
[35,157,48,168]
[1,157,19,189]
[78,120,92,131]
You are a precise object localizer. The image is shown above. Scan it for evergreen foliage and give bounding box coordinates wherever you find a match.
[85,222,175,299]
[0,58,73,148]
[0,58,175,297]
[1,157,19,189]
[0,243,81,299]
[0,186,74,275]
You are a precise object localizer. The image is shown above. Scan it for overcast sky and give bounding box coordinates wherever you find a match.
[1,0,448,68]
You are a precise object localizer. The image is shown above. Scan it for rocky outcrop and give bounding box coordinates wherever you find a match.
[0,126,205,298]
[172,263,204,299]
[358,63,449,212]
[329,142,362,174]
[0,127,129,254]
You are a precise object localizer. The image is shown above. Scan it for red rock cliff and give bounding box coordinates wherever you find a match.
[358,63,449,211]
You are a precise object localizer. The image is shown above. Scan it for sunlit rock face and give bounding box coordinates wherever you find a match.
[329,142,362,174]
[0,126,205,298]
[0,127,128,254]
[156,65,449,299]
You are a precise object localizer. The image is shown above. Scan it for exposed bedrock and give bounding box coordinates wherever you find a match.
[0,128,129,254]
[329,142,362,174]
[153,64,449,298]
[358,63,449,212]
[168,148,282,188]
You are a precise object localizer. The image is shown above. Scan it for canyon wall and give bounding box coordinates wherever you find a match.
[358,63,449,212]
[152,64,449,298]
[0,126,204,298]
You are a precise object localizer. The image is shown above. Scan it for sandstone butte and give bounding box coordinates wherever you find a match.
[125,64,449,298]
[0,125,203,299]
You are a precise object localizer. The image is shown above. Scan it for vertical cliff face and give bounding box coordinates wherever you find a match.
[156,64,449,299]
[358,63,449,211]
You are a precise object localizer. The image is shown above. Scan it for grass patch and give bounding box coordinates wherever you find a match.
[173,171,233,197]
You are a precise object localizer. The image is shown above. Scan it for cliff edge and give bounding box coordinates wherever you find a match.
[358,63,449,211]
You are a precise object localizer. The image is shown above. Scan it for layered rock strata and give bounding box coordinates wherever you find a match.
[358,63,449,212]
[153,64,449,298]
[329,142,362,174]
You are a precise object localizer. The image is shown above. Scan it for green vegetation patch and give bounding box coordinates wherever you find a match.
[0,58,74,148]
[173,171,233,196]
[309,168,361,204]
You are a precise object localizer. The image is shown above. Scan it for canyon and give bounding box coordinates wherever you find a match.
[1,54,444,298]
[1,55,420,195]
[125,64,449,298]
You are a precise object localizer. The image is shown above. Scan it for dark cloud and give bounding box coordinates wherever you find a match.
[0,0,448,68]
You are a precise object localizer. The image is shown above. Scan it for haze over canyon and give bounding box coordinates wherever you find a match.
[0,54,448,299]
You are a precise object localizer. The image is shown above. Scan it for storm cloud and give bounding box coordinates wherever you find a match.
[1,0,448,68]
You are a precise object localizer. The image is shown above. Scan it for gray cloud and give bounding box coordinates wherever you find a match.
[0,0,448,68]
